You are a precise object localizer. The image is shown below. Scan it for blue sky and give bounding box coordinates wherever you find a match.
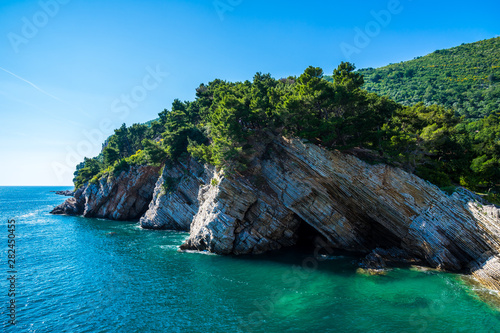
[0,0,498,185]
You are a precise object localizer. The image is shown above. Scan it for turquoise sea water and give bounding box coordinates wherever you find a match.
[1,186,499,332]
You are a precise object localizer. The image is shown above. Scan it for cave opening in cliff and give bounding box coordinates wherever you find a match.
[293,220,328,252]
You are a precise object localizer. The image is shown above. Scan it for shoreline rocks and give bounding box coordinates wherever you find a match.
[51,190,74,196]
[50,187,85,216]
[51,136,500,293]
[179,137,500,292]
[51,165,160,220]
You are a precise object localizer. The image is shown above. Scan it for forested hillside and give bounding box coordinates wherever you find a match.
[326,37,500,119]
[73,61,500,203]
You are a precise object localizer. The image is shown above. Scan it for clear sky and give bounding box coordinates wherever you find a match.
[0,0,498,186]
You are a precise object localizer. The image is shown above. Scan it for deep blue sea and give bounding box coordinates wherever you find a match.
[1,186,499,332]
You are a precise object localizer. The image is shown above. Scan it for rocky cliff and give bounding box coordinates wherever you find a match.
[179,137,500,292]
[51,165,160,220]
[139,159,213,230]
[51,137,500,292]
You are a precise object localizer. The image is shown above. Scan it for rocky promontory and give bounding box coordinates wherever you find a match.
[52,136,500,292]
[179,138,500,290]
[51,165,160,220]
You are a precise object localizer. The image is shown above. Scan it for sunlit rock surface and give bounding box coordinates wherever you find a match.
[51,165,159,220]
[140,159,213,230]
[52,136,500,292]
[180,137,500,292]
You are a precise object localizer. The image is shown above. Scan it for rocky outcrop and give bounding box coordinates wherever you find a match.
[180,137,500,292]
[471,255,500,291]
[51,136,500,292]
[51,165,160,220]
[180,171,302,254]
[359,247,423,270]
[139,159,213,230]
[51,187,85,215]
[467,203,500,291]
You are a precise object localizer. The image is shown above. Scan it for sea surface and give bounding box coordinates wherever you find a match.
[1,186,499,332]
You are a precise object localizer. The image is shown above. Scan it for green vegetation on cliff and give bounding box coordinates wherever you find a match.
[73,58,500,200]
[326,37,500,119]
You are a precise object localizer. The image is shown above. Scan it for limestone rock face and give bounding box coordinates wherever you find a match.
[51,165,160,220]
[140,159,213,230]
[180,137,500,291]
[179,171,301,254]
[51,136,500,292]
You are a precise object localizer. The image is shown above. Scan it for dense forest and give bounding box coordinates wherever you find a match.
[325,37,500,119]
[74,60,500,203]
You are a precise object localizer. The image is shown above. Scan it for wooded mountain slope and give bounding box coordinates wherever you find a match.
[326,37,500,119]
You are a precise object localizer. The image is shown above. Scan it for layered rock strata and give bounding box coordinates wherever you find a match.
[51,165,159,220]
[51,137,500,292]
[139,159,213,230]
[180,137,500,291]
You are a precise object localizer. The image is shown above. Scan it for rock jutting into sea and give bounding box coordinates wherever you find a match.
[51,165,160,220]
[51,136,500,292]
[51,190,74,196]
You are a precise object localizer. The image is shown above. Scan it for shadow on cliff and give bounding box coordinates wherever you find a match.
[230,221,365,278]
[229,220,428,284]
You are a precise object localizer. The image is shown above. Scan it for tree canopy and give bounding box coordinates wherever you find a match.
[73,60,500,203]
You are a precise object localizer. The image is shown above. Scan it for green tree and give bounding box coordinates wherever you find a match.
[333,61,364,90]
[73,157,102,188]
[103,146,120,167]
[142,139,169,165]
